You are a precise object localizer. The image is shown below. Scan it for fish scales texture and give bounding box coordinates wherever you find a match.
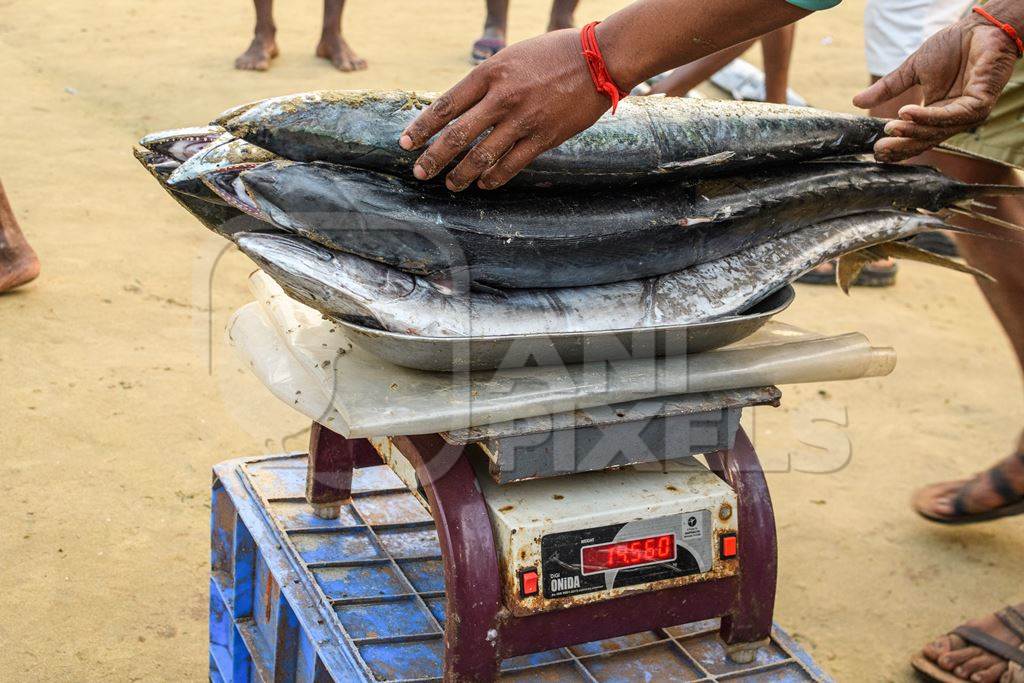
[235,212,942,338]
[236,159,982,288]
[218,90,886,186]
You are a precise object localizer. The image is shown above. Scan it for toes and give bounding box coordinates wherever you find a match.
[330,54,367,71]
[938,646,984,670]
[923,634,960,660]
[966,659,1007,679]
[968,661,1008,683]
[954,653,1003,679]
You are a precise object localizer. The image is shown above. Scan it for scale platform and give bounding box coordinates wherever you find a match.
[211,452,832,682]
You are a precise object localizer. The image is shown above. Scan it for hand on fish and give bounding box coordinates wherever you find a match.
[398,29,611,191]
[855,9,1020,161]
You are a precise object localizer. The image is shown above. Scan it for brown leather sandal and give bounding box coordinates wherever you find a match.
[911,606,1024,682]
[912,452,1024,525]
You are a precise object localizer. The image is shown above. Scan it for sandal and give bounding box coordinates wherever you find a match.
[911,606,1024,682]
[471,37,505,64]
[796,259,897,287]
[912,452,1024,525]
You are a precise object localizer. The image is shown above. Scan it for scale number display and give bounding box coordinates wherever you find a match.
[540,512,709,599]
[580,533,676,575]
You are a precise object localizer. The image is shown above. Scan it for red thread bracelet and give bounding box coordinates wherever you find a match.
[973,6,1024,57]
[580,21,629,114]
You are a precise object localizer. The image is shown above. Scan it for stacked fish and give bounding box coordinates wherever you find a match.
[136,90,1019,339]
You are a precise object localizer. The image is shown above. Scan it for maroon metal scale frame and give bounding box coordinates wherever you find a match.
[304,421,778,682]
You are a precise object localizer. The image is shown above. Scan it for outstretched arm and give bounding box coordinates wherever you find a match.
[401,0,812,191]
[854,0,1022,161]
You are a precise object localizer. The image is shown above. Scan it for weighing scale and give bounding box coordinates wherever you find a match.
[300,385,782,681]
[215,275,891,680]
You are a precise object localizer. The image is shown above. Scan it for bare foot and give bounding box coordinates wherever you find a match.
[0,245,39,293]
[235,34,279,72]
[0,179,40,294]
[917,604,1024,683]
[316,33,366,72]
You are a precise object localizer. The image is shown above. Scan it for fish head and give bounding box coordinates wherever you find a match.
[168,135,278,194]
[210,99,265,127]
[138,125,226,163]
[220,90,438,158]
[132,145,180,185]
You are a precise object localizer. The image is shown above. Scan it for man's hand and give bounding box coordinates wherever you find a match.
[854,13,1019,162]
[398,28,611,191]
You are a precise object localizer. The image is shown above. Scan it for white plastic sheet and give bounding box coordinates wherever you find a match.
[228,271,896,437]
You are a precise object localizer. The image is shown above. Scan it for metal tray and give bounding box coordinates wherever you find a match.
[336,285,795,372]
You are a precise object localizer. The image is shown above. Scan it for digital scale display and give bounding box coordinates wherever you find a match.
[580,533,676,575]
[540,512,709,600]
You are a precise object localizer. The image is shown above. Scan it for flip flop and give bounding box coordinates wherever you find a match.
[796,259,897,287]
[471,38,505,64]
[912,452,1024,525]
[911,606,1024,682]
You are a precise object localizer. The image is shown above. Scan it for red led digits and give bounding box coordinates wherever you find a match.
[581,534,676,575]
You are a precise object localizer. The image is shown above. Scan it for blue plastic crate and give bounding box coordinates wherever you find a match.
[210,453,833,682]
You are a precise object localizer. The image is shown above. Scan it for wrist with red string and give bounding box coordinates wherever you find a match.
[580,21,630,114]
[971,5,1024,57]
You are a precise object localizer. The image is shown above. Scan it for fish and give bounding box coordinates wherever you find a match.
[234,211,953,338]
[138,125,225,163]
[133,146,273,239]
[167,134,279,202]
[215,89,887,187]
[205,159,1023,288]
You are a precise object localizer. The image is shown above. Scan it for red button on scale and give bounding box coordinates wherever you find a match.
[520,569,539,597]
[720,534,738,559]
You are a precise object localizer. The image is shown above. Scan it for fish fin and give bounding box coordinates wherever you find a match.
[836,250,878,295]
[947,204,1024,234]
[935,143,1024,171]
[872,241,996,282]
[658,151,736,172]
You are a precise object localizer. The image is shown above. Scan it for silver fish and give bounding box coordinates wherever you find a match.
[207,158,1022,289]
[235,211,946,338]
[216,89,886,187]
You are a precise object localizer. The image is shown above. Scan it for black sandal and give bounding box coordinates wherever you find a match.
[911,606,1024,682]
[912,452,1024,525]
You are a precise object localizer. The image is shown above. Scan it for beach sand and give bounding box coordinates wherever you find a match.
[0,0,1022,679]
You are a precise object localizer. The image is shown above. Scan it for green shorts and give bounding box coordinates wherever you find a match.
[946,59,1024,167]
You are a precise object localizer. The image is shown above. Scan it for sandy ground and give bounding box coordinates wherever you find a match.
[1,0,1022,680]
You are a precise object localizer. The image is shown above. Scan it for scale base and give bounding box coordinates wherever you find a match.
[210,452,833,681]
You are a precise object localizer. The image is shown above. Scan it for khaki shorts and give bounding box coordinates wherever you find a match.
[946,59,1024,167]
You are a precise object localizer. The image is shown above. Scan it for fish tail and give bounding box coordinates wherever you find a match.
[946,203,1024,234]
[936,143,1024,172]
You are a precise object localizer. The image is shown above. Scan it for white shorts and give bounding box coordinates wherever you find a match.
[864,0,972,76]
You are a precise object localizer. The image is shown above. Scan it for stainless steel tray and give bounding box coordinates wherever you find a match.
[336,285,795,372]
